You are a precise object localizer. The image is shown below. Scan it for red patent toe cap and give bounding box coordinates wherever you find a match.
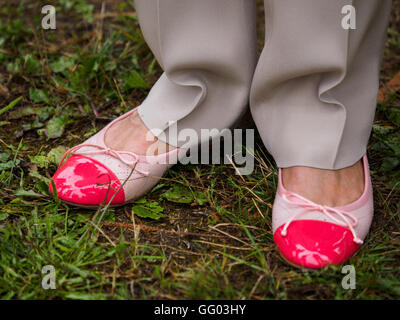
[274,220,361,269]
[49,155,125,206]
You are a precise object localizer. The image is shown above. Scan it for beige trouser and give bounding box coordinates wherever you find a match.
[135,0,392,170]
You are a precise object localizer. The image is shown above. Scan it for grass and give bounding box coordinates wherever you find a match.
[0,0,399,300]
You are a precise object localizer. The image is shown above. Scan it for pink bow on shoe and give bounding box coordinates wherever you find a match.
[59,144,150,176]
[280,190,363,244]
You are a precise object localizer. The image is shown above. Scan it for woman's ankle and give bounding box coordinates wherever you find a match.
[104,110,174,155]
[281,160,365,207]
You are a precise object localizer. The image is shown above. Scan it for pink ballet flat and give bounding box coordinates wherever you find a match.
[49,107,180,208]
[272,155,373,269]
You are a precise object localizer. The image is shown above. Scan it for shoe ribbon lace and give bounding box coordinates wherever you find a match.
[59,144,150,176]
[280,190,363,244]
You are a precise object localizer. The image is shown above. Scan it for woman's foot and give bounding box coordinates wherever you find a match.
[281,160,364,207]
[104,109,174,156]
[272,156,374,269]
[50,107,179,208]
